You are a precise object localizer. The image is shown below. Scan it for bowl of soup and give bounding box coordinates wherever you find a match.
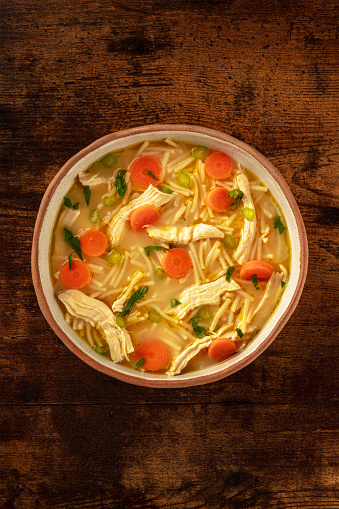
[31,124,308,387]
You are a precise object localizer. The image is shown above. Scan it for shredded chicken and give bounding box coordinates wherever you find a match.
[146,224,224,243]
[112,271,144,314]
[232,173,257,264]
[166,337,212,375]
[107,185,173,246]
[78,170,113,187]
[58,290,133,362]
[168,277,240,320]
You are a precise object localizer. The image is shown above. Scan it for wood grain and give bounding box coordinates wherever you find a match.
[1,0,338,507]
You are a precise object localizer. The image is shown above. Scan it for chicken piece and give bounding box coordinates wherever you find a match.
[107,185,173,246]
[58,290,133,362]
[232,173,257,264]
[231,271,284,340]
[78,170,113,187]
[166,337,212,375]
[112,271,144,314]
[146,224,224,244]
[168,277,240,320]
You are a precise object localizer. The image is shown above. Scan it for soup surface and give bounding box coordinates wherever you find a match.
[51,139,290,375]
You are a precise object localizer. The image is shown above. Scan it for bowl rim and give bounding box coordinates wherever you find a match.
[31,123,308,387]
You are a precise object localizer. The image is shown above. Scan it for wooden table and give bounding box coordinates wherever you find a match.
[1,1,338,507]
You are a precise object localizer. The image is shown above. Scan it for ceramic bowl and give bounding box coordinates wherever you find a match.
[31,124,308,387]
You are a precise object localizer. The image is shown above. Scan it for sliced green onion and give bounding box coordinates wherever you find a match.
[148,308,161,323]
[89,208,100,223]
[224,236,237,250]
[103,195,118,207]
[171,298,181,307]
[226,266,235,283]
[198,308,212,321]
[161,186,173,194]
[241,207,255,220]
[102,154,118,168]
[176,172,191,188]
[91,161,102,171]
[116,316,126,328]
[108,251,122,265]
[136,357,146,369]
[154,267,165,279]
[93,345,106,355]
[236,328,243,339]
[193,145,208,160]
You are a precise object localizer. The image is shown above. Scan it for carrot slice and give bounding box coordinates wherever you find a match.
[135,340,168,371]
[240,260,273,281]
[205,187,232,212]
[130,205,159,232]
[60,260,91,289]
[80,230,108,257]
[130,156,162,188]
[208,337,236,361]
[205,151,232,180]
[161,247,192,278]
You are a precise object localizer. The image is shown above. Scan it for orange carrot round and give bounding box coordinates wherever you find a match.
[205,151,232,180]
[240,260,273,280]
[80,230,108,257]
[130,156,162,188]
[208,337,236,361]
[130,205,159,231]
[205,187,232,212]
[60,260,91,289]
[135,340,168,371]
[161,247,192,278]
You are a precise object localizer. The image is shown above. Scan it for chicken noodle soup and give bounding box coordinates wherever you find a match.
[51,139,290,375]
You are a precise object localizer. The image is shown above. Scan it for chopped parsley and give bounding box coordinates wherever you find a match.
[63,197,79,210]
[115,170,127,198]
[251,274,260,290]
[136,357,146,369]
[118,286,148,317]
[226,267,235,283]
[145,170,159,181]
[144,245,170,257]
[191,317,212,339]
[274,215,286,235]
[83,185,91,206]
[228,189,244,209]
[171,298,181,308]
[236,328,243,338]
[64,228,83,263]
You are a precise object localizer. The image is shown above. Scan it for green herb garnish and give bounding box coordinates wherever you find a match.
[118,286,148,317]
[226,267,235,283]
[224,235,237,250]
[93,345,106,355]
[68,251,74,270]
[274,215,286,235]
[191,317,212,339]
[64,228,83,261]
[144,245,170,257]
[83,185,91,206]
[171,298,181,308]
[145,170,159,181]
[115,170,127,198]
[228,189,244,209]
[251,274,260,290]
[136,357,146,369]
[236,328,243,338]
[63,197,79,210]
[281,281,286,288]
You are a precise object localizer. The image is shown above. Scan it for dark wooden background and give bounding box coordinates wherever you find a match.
[1,1,338,507]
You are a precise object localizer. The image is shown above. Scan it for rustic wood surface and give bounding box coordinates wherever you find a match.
[1,0,338,507]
